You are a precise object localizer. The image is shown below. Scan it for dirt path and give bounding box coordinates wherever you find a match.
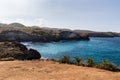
[0,60,120,80]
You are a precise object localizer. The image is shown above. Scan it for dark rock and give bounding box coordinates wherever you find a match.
[59,31,79,39]
[59,31,89,40]
[12,42,28,51]
[0,42,41,60]
[25,49,41,60]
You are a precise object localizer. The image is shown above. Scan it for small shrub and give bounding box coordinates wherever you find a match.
[85,57,94,67]
[59,56,70,64]
[74,57,82,66]
[95,60,119,71]
[58,56,120,72]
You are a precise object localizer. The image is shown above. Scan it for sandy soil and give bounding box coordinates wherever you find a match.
[0,60,120,80]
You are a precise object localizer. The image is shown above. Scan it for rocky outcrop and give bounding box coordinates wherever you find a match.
[0,42,41,60]
[24,49,41,60]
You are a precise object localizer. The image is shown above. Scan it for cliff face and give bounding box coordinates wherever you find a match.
[0,30,89,42]
[74,30,120,37]
[59,31,89,40]
[0,26,119,43]
[0,22,119,42]
[88,32,120,37]
[0,30,33,41]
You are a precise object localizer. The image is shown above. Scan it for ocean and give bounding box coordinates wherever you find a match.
[22,37,120,66]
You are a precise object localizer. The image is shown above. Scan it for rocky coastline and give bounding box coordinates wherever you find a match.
[0,30,89,42]
[0,23,119,60]
[0,23,119,43]
[0,23,90,42]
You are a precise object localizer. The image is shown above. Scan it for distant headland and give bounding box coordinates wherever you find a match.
[0,22,119,42]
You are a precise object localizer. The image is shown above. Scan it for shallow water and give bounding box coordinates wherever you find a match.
[22,37,120,66]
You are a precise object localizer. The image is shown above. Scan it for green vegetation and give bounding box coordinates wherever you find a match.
[59,56,70,64]
[85,57,94,67]
[58,56,120,72]
[74,57,82,66]
[95,60,119,71]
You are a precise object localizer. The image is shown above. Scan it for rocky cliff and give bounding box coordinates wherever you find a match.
[0,22,119,42]
[74,30,120,37]
[0,23,90,42]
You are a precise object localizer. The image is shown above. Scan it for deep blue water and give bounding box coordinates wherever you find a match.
[22,37,120,66]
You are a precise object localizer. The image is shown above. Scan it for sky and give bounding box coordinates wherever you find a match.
[0,0,120,32]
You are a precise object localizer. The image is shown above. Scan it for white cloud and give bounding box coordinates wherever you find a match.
[33,19,48,27]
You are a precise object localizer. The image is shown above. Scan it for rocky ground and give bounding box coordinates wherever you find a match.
[0,60,120,80]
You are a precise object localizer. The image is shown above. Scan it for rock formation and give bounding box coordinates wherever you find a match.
[0,42,41,60]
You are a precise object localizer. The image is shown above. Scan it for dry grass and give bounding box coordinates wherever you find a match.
[0,60,120,80]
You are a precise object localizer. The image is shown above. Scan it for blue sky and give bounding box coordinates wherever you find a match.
[0,0,120,32]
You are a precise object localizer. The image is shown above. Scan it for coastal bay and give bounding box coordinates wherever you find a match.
[23,37,120,66]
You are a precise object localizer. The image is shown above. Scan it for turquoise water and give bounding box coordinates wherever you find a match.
[22,37,120,66]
